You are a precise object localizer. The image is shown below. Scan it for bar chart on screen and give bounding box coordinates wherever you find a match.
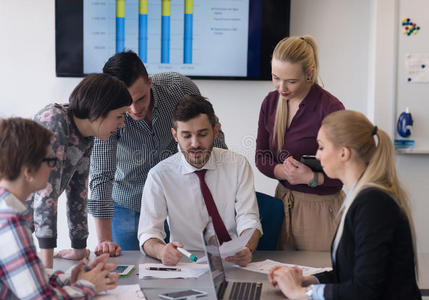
[83,0,249,76]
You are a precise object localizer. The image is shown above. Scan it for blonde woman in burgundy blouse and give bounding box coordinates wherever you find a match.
[256,35,345,251]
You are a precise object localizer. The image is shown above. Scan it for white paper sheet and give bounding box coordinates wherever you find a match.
[94,284,146,300]
[197,228,256,263]
[138,263,208,279]
[219,228,255,257]
[405,53,429,83]
[239,259,332,276]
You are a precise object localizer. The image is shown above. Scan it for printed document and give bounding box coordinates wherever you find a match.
[198,228,255,263]
[94,284,145,299]
[240,259,332,276]
[138,263,208,279]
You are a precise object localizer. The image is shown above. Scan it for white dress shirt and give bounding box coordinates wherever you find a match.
[138,147,262,251]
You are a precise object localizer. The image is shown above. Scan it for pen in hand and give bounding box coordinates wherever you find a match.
[176,247,198,262]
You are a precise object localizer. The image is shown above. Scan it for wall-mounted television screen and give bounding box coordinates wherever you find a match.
[55,0,290,80]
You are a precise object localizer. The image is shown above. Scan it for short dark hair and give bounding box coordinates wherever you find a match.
[0,118,53,181]
[69,73,132,120]
[103,50,149,87]
[173,95,217,128]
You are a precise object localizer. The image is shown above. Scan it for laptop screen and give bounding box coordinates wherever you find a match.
[201,231,226,290]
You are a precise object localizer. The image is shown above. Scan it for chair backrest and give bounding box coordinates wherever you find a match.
[256,192,284,250]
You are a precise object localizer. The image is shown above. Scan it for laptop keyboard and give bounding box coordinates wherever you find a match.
[218,281,262,300]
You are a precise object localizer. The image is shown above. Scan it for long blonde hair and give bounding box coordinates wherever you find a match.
[272,35,319,151]
[322,110,418,275]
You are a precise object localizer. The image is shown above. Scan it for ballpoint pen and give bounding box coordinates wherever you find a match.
[146,267,181,271]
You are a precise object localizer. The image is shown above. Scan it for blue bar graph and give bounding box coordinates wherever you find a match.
[139,14,148,62]
[139,0,148,62]
[116,18,125,52]
[116,0,125,53]
[161,16,170,63]
[161,0,171,64]
[184,0,193,64]
[184,14,193,64]
[115,1,195,64]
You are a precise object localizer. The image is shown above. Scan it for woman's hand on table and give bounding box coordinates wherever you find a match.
[268,265,307,300]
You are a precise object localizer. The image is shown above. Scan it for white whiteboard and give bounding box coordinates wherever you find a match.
[396,0,429,149]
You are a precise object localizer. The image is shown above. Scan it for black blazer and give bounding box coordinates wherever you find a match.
[315,188,421,300]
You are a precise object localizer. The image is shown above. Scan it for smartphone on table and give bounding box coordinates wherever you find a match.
[159,289,208,299]
[112,265,135,277]
[300,155,323,172]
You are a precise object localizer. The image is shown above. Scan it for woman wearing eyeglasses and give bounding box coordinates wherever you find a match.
[0,117,119,299]
[31,73,132,268]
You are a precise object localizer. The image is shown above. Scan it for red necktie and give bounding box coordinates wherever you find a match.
[194,169,232,244]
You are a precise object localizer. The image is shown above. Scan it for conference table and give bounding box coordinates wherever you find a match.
[54,251,429,299]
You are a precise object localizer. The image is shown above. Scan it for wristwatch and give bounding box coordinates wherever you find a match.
[308,172,318,188]
[305,284,314,300]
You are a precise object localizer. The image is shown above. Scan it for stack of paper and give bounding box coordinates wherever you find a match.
[240,259,332,276]
[94,284,145,299]
[138,263,208,279]
[219,228,255,257]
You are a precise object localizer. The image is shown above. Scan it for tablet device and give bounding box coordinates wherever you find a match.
[300,155,323,172]
[159,289,208,299]
[112,265,135,277]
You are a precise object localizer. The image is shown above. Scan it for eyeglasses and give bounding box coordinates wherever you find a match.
[42,157,58,168]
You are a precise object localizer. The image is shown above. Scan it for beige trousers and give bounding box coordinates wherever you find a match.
[275,183,345,251]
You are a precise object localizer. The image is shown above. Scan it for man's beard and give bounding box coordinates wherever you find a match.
[180,145,213,168]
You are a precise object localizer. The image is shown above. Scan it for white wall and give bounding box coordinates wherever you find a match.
[1,0,427,255]
[289,0,372,113]
[371,0,429,253]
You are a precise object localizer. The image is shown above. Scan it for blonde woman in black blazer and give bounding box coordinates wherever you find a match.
[268,110,421,300]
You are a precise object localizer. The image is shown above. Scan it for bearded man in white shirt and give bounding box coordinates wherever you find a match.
[138,94,262,267]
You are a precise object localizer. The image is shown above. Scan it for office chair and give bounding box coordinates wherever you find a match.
[255,192,284,250]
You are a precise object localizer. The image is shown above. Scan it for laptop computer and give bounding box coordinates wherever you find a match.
[201,232,263,300]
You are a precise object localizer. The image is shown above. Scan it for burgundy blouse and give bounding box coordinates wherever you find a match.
[256,84,344,195]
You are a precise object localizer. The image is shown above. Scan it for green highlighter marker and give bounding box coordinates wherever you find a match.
[177,247,198,262]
